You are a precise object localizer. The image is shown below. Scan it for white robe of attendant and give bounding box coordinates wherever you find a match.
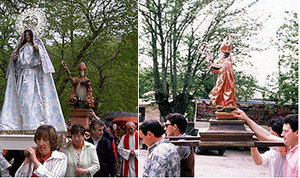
[118,132,138,177]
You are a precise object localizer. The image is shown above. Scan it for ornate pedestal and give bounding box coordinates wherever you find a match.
[199,112,255,147]
[70,109,91,130]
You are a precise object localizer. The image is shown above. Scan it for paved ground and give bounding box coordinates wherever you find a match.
[138,148,269,177]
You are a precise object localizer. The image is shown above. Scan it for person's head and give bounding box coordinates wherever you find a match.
[281,114,298,148]
[79,71,85,77]
[126,121,136,135]
[34,125,57,157]
[218,51,230,59]
[139,120,163,147]
[16,29,34,54]
[165,113,187,136]
[71,124,85,146]
[267,117,284,137]
[89,119,105,140]
[78,62,87,77]
[24,29,34,43]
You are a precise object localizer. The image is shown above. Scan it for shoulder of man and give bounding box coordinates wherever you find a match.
[101,136,112,145]
[86,137,93,144]
[84,141,96,149]
[153,141,177,155]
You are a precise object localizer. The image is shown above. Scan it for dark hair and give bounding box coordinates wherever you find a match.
[34,125,57,151]
[166,113,187,134]
[16,30,34,55]
[267,117,284,136]
[223,52,230,58]
[71,124,85,136]
[139,120,163,137]
[284,114,298,132]
[89,119,105,131]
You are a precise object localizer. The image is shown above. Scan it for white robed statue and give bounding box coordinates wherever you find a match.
[0,8,67,132]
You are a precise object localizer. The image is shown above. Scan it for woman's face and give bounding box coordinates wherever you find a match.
[36,136,51,157]
[72,132,84,146]
[25,32,31,42]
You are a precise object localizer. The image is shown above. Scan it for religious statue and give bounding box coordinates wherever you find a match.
[0,8,67,132]
[199,35,237,112]
[62,61,94,109]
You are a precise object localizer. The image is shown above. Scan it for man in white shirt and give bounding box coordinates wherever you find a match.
[118,122,138,177]
[233,109,298,177]
[250,118,285,177]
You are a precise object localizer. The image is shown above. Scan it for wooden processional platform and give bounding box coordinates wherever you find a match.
[169,112,285,148]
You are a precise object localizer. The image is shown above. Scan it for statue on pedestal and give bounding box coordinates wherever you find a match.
[62,61,94,109]
[198,36,254,145]
[0,8,67,132]
[200,35,237,113]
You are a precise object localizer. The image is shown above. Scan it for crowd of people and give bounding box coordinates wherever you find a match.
[0,112,138,177]
[0,108,298,177]
[139,113,194,177]
[140,109,298,177]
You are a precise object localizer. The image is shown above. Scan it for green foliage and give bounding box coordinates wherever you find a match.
[139,68,154,99]
[234,71,256,101]
[0,0,138,120]
[266,11,298,108]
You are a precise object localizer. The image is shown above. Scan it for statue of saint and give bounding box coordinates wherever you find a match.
[0,29,67,132]
[62,61,94,109]
[200,35,237,112]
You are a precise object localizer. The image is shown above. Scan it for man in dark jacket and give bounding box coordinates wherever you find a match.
[165,113,195,177]
[87,119,116,177]
[5,150,25,177]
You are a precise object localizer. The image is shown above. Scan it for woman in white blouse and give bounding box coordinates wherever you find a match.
[64,124,100,177]
[15,125,67,177]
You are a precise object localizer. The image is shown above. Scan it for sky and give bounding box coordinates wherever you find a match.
[139,0,299,88]
[245,0,298,87]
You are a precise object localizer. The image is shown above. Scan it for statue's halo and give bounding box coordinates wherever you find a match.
[15,8,47,37]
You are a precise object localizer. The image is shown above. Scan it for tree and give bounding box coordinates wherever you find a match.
[266,11,298,108]
[0,0,138,119]
[139,0,262,118]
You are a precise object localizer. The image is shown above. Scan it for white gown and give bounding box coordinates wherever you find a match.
[0,31,67,132]
[118,133,139,177]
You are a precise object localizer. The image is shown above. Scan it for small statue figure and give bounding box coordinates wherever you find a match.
[200,35,237,112]
[62,61,94,109]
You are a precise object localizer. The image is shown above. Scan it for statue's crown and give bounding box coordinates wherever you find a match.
[78,62,87,71]
[16,8,46,36]
[220,35,232,53]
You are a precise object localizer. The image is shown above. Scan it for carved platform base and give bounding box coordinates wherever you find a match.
[199,117,254,147]
[70,109,91,130]
[215,111,236,119]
